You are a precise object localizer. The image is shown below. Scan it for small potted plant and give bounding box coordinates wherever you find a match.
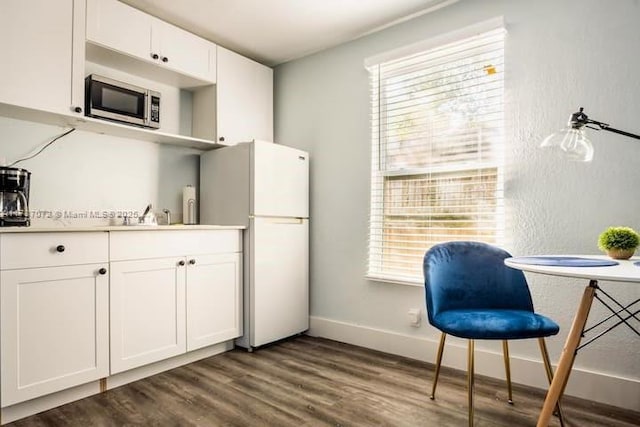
[598,226,640,260]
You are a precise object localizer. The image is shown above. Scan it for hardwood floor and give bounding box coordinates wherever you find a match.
[8,336,639,426]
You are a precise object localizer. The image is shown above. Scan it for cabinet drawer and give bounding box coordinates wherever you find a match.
[109,230,241,261]
[0,232,108,270]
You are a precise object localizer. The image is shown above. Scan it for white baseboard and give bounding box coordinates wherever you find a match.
[308,316,640,411]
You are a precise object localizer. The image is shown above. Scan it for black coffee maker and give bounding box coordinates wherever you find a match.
[0,167,31,227]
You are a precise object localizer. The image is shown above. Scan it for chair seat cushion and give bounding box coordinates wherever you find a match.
[432,309,560,340]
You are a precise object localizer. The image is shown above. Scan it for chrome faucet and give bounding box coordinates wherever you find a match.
[122,214,134,226]
[162,208,171,225]
[139,203,157,225]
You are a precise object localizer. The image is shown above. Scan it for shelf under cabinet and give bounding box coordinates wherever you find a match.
[0,102,225,150]
[74,116,224,150]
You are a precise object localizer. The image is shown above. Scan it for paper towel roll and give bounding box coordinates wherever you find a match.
[183,185,197,225]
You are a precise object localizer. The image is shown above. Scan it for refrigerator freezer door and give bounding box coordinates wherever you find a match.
[252,141,309,218]
[250,217,309,347]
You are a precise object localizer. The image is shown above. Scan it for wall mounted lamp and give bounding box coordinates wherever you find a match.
[540,107,640,162]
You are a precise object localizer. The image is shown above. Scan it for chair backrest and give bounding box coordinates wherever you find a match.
[423,241,534,324]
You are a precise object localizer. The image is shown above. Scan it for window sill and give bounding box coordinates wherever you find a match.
[365,275,422,287]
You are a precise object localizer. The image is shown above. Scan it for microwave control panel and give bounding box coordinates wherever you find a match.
[150,95,160,124]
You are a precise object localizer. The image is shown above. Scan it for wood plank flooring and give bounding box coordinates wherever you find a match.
[8,336,639,426]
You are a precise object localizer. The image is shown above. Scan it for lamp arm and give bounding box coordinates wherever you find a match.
[589,121,640,140]
[571,107,640,140]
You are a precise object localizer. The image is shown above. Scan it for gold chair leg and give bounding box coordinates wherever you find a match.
[430,332,447,400]
[538,338,566,427]
[468,339,475,427]
[502,340,514,404]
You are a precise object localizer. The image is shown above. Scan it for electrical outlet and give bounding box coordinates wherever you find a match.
[408,308,421,327]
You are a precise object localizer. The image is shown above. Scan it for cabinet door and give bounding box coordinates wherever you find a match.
[153,19,216,83]
[217,46,273,145]
[110,257,186,374]
[186,253,242,351]
[86,0,153,63]
[1,264,109,406]
[0,0,84,115]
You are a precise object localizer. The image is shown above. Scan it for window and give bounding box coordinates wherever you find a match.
[367,26,505,284]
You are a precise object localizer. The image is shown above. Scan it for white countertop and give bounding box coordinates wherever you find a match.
[0,224,245,233]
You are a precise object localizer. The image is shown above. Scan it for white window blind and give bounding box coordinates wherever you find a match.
[367,27,505,284]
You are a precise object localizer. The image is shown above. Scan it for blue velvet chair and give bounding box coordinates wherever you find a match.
[423,241,564,427]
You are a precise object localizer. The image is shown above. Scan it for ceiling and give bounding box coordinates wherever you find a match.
[120,0,457,66]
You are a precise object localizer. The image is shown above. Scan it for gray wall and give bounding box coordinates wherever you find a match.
[275,0,640,409]
[0,116,199,225]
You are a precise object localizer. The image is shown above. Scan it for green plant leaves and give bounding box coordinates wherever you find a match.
[598,226,640,251]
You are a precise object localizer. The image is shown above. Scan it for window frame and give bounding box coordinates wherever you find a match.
[366,19,506,286]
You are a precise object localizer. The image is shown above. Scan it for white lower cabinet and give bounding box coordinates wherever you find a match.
[1,263,109,406]
[0,229,242,412]
[109,230,243,374]
[109,257,187,374]
[186,253,242,351]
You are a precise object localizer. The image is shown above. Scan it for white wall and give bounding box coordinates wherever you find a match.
[0,116,200,225]
[274,0,640,410]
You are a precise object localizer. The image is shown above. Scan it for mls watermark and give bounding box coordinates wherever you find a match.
[29,210,140,220]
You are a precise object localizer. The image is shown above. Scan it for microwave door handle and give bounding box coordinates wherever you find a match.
[144,92,150,127]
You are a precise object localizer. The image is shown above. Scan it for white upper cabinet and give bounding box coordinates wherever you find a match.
[152,18,216,83]
[216,46,273,145]
[86,0,216,84]
[0,0,85,116]
[86,0,152,62]
[0,0,269,150]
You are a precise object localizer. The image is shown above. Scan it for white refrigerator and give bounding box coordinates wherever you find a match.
[200,141,309,350]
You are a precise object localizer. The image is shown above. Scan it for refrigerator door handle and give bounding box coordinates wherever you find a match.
[250,215,305,224]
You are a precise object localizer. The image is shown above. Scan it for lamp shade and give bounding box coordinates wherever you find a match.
[540,126,594,162]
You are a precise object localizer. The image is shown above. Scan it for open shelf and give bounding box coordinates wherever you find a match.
[0,102,225,150]
[73,116,224,150]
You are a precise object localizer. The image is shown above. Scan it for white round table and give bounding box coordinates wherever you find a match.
[505,256,640,427]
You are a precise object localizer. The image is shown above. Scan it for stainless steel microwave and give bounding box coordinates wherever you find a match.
[85,74,160,129]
